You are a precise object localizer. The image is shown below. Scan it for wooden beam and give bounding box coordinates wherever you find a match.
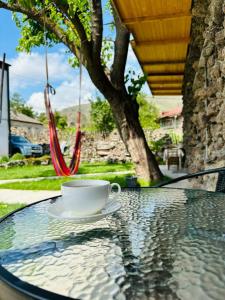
[152,88,181,92]
[152,91,182,95]
[151,83,182,89]
[148,80,183,84]
[131,37,190,47]
[123,12,191,25]
[151,87,182,91]
[143,61,185,67]
[148,72,184,77]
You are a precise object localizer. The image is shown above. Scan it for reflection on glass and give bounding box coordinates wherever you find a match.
[0,189,225,299]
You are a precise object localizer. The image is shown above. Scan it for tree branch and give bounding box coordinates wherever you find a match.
[0,0,115,98]
[91,0,103,60]
[110,6,130,89]
[51,1,89,43]
[51,0,93,66]
[0,1,80,56]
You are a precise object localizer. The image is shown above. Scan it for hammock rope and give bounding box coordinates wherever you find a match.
[43,19,82,176]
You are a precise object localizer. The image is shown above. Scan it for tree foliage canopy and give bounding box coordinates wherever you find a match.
[37,112,47,124]
[54,110,68,129]
[90,96,115,137]
[137,94,160,130]
[9,0,112,67]
[1,0,146,97]
[10,93,35,118]
[38,110,68,129]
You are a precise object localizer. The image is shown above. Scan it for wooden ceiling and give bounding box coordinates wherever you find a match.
[112,0,192,95]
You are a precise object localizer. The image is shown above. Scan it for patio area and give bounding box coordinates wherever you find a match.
[0,0,225,299]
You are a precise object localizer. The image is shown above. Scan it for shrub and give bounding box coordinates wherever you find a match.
[149,139,166,153]
[169,131,183,145]
[40,155,51,161]
[25,157,40,165]
[10,153,25,161]
[25,156,51,166]
[6,160,25,167]
[33,159,41,165]
[39,155,51,165]
[0,155,9,163]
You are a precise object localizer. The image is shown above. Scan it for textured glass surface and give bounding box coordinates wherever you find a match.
[1,188,225,300]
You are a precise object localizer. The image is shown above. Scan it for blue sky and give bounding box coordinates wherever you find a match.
[0,6,148,113]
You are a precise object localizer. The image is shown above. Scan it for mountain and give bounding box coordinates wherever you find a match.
[59,96,183,128]
[60,103,92,128]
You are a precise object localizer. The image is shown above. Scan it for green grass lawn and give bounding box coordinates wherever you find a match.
[0,203,25,218]
[0,162,134,180]
[0,173,133,190]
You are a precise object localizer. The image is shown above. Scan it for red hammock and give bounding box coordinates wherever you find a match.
[44,85,82,176]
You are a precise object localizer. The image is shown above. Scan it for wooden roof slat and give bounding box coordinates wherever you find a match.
[132,43,188,63]
[152,87,182,91]
[151,83,183,89]
[153,91,182,95]
[148,75,184,84]
[152,88,182,91]
[148,81,183,85]
[131,37,190,47]
[129,15,191,42]
[112,0,192,96]
[123,12,191,25]
[148,72,184,76]
[143,63,185,75]
[113,0,192,19]
[143,61,185,65]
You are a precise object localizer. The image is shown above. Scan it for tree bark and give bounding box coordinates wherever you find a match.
[107,90,163,182]
[85,61,163,182]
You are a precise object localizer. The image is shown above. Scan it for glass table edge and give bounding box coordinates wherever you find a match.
[0,195,77,300]
[0,187,221,300]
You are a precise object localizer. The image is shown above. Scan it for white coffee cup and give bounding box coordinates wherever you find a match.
[61,180,121,216]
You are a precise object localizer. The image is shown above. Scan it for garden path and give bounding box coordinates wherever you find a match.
[0,166,188,205]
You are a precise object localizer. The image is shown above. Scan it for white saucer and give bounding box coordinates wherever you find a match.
[47,198,121,224]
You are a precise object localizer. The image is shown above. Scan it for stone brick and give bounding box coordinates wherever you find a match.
[183,0,225,190]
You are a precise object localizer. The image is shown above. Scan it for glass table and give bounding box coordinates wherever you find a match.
[1,188,225,300]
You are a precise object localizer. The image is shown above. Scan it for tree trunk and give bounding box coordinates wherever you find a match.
[108,91,163,182]
[86,63,163,183]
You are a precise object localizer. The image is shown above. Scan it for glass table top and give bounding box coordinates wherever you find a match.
[1,188,225,300]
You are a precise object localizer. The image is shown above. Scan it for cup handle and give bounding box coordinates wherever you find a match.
[110,183,121,200]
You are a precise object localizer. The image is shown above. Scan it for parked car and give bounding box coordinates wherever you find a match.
[39,143,50,155]
[10,135,43,157]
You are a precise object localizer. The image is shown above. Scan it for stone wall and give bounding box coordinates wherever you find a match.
[11,126,48,144]
[183,0,210,172]
[183,0,225,190]
[11,125,130,162]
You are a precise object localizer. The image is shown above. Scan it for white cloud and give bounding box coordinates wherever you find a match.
[127,45,138,64]
[9,52,74,91]
[125,45,144,80]
[9,45,148,113]
[27,72,96,113]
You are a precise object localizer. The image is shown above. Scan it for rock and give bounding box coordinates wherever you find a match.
[215,29,225,44]
[96,142,115,151]
[220,62,225,75]
[209,63,221,79]
[184,0,225,187]
[202,41,215,57]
